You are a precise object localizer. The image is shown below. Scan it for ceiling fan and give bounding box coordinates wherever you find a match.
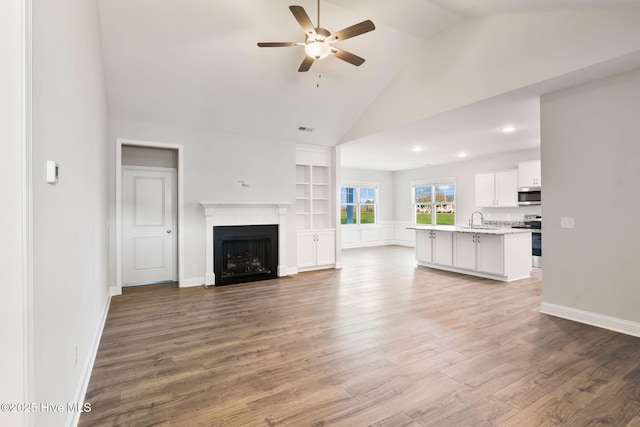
[257,0,375,72]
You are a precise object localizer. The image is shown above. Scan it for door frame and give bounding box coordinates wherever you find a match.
[115,138,184,295]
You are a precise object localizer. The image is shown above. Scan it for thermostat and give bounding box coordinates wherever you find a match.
[46,160,59,184]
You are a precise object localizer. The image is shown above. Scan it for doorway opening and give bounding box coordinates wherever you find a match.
[115,139,184,295]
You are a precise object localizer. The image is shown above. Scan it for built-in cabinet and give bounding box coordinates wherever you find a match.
[296,145,336,272]
[416,230,453,266]
[297,230,336,269]
[518,160,541,188]
[476,170,518,207]
[453,232,504,275]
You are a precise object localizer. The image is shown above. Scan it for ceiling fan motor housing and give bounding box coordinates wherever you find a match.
[308,27,330,42]
[305,28,331,59]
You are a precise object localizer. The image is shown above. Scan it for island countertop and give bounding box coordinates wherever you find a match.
[407,225,532,235]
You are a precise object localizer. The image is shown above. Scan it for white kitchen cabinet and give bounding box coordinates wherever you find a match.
[476,233,504,275]
[297,230,335,270]
[475,173,495,208]
[454,232,504,275]
[475,170,518,207]
[415,230,433,264]
[413,226,531,282]
[433,231,453,266]
[518,160,542,188]
[416,230,453,266]
[453,232,476,270]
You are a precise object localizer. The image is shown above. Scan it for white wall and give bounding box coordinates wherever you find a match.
[393,149,541,245]
[541,67,640,332]
[0,0,28,425]
[344,8,640,143]
[31,0,110,425]
[108,119,297,285]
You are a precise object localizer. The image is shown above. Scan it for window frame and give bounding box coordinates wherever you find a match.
[412,179,456,226]
[340,183,378,226]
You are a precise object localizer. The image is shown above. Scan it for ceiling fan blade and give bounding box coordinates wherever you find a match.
[298,56,314,72]
[326,20,375,43]
[331,48,365,66]
[257,42,304,47]
[289,6,317,39]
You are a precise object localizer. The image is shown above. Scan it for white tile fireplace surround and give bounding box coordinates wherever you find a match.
[200,202,290,286]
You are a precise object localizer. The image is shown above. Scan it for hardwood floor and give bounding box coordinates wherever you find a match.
[80,246,640,426]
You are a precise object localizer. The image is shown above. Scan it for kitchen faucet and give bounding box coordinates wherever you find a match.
[469,211,484,228]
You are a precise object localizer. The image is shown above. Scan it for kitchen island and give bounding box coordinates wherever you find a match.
[408,225,532,282]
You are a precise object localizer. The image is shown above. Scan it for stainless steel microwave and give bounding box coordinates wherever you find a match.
[518,187,541,205]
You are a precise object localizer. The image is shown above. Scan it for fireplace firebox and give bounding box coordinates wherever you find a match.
[213,225,278,286]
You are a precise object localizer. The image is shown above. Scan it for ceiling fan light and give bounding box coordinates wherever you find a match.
[305,41,331,60]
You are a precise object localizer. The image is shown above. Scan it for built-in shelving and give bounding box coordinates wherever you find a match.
[296,164,330,230]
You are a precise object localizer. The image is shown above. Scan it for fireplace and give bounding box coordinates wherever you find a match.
[200,202,290,287]
[213,225,278,286]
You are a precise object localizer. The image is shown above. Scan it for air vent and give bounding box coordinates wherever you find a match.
[298,126,314,132]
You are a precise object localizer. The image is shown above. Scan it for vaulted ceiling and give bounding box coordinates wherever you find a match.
[98,0,640,170]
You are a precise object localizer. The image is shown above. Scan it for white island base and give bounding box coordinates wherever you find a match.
[410,226,533,282]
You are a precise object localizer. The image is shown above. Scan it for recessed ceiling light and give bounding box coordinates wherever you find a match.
[458,152,467,158]
[413,146,423,153]
[502,126,515,133]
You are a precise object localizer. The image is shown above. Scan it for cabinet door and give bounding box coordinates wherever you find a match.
[476,233,504,275]
[495,170,518,207]
[433,231,453,266]
[454,232,477,270]
[315,231,336,266]
[297,232,317,268]
[518,160,541,188]
[415,230,433,263]
[476,173,495,207]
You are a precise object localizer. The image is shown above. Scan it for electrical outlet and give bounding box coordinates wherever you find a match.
[561,217,575,229]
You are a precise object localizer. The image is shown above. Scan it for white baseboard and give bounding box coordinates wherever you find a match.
[391,240,415,248]
[67,289,111,427]
[181,277,204,288]
[540,301,640,338]
[284,267,298,276]
[342,240,396,249]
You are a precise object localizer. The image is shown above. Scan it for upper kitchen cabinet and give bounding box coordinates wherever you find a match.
[518,160,541,188]
[476,170,518,208]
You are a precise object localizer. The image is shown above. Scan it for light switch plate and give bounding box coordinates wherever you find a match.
[561,217,575,229]
[46,160,59,184]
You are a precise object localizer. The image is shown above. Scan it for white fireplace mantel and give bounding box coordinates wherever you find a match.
[200,202,291,286]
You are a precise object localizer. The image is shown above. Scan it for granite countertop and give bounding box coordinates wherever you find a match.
[407,225,532,235]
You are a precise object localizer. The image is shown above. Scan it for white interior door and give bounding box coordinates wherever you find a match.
[123,167,177,285]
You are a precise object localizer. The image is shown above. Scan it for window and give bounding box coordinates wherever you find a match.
[413,181,455,225]
[341,185,377,225]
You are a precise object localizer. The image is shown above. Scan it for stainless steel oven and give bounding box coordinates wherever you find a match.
[512,215,542,267]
